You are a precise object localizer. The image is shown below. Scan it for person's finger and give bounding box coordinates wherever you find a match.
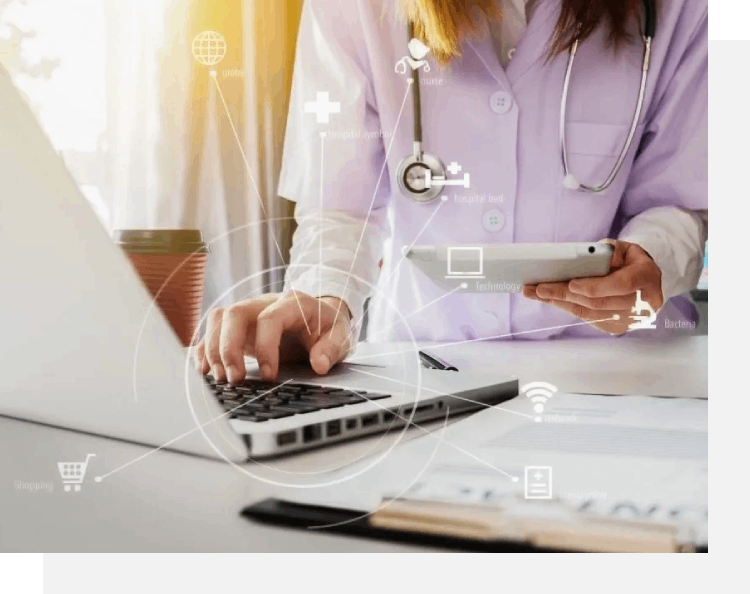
[218,298,281,384]
[219,305,254,385]
[255,295,312,380]
[561,290,636,311]
[533,280,637,310]
[536,279,637,310]
[534,282,570,301]
[193,340,207,372]
[543,299,630,335]
[600,238,627,270]
[543,299,625,324]
[309,315,352,375]
[568,264,652,298]
[522,285,538,300]
[639,283,665,312]
[204,307,225,381]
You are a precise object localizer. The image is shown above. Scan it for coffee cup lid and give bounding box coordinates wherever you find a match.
[112,229,209,254]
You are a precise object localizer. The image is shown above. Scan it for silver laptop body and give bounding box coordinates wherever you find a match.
[0,65,518,459]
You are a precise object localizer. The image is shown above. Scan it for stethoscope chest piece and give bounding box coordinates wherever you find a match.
[396,151,446,203]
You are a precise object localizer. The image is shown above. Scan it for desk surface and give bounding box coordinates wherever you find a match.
[0,335,707,552]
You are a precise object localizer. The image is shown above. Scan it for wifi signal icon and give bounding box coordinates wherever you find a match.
[521,381,558,422]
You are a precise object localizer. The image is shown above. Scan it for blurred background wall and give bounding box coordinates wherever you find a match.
[0,0,303,309]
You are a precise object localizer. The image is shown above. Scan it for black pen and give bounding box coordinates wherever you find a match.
[418,350,459,371]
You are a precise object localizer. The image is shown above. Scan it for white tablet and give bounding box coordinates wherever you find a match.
[403,242,613,293]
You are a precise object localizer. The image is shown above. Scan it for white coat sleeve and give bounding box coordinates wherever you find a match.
[277,0,391,211]
[617,5,707,301]
[283,206,388,331]
[277,0,392,328]
[619,207,707,300]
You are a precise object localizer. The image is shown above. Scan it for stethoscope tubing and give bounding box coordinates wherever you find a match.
[399,0,657,200]
[559,35,652,193]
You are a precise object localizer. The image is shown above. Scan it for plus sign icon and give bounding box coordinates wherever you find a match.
[304,91,341,124]
[524,466,552,499]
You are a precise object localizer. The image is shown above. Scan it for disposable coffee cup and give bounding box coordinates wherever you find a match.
[114,229,208,347]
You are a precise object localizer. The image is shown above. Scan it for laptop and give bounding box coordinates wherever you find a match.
[0,65,518,461]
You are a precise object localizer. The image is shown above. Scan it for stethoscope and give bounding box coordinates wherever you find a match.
[396,0,657,202]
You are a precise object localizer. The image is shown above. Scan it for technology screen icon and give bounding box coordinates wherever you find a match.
[446,246,484,280]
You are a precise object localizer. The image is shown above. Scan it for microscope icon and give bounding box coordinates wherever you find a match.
[629,289,658,330]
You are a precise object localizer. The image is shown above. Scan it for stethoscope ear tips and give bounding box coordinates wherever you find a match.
[562,173,581,190]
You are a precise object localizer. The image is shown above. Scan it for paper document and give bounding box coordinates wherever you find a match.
[285,393,707,545]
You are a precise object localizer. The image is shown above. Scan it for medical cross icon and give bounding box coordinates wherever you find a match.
[304,91,341,124]
[447,162,462,175]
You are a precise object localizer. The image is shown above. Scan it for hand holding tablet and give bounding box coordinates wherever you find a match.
[404,240,663,335]
[524,240,664,335]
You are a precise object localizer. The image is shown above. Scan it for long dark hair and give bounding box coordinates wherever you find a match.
[402,0,650,64]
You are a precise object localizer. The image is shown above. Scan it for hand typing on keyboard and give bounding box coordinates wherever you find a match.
[193,292,353,384]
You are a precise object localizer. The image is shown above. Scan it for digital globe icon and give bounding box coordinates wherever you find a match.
[192,31,227,67]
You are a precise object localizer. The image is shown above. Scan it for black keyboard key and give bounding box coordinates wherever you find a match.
[297,397,345,409]
[235,386,263,395]
[221,402,246,413]
[275,385,306,393]
[244,398,271,410]
[232,413,268,422]
[330,394,368,403]
[274,391,300,399]
[292,383,332,391]
[241,380,280,390]
[270,403,320,414]
[254,410,295,420]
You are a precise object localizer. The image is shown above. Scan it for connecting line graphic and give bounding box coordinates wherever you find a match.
[211,73,311,336]
[339,387,519,481]
[328,80,414,338]
[339,197,448,348]
[348,316,621,363]
[318,132,325,336]
[383,197,447,286]
[347,367,534,421]
[367,284,465,342]
[94,381,292,482]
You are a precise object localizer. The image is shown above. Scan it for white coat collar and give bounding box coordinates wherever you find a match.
[466,0,557,89]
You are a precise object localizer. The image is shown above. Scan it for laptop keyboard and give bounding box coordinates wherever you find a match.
[205,376,391,422]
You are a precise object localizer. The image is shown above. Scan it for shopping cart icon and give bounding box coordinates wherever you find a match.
[57,454,96,492]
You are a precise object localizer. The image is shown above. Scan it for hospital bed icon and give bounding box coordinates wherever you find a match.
[425,166,471,189]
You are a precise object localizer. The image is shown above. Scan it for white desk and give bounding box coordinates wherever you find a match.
[0,336,707,552]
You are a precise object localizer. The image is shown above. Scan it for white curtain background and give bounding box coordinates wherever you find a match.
[1,0,302,314]
[106,0,286,310]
